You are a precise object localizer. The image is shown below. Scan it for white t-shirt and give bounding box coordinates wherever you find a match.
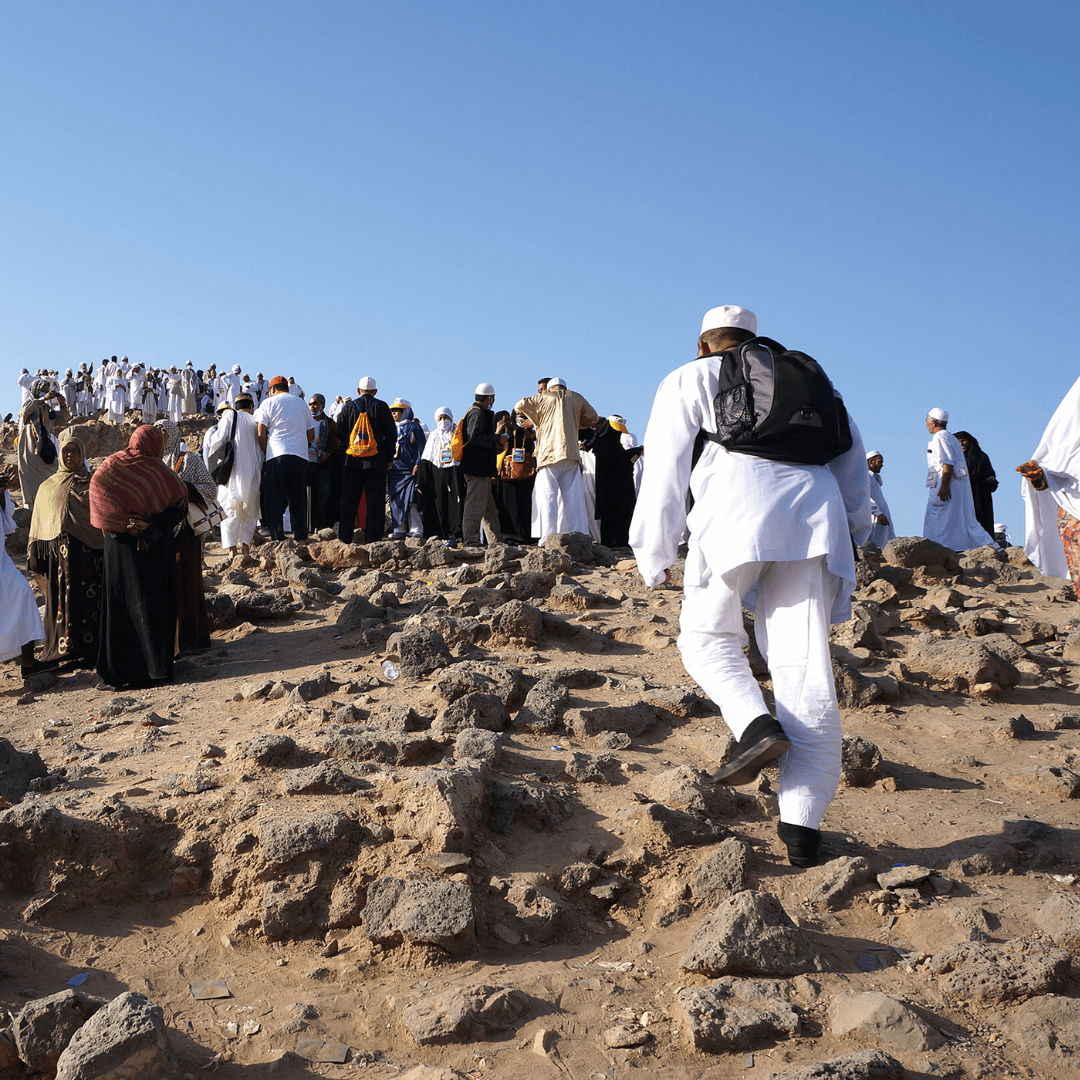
[254,391,312,461]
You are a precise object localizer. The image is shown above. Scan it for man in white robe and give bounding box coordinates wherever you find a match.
[105,364,128,424]
[865,450,896,549]
[1018,374,1080,587]
[181,362,199,414]
[514,377,601,544]
[630,305,871,868]
[204,398,263,556]
[166,369,184,422]
[60,370,78,413]
[224,365,243,406]
[923,408,994,551]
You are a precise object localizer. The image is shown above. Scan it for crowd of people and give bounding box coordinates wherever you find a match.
[4,318,1080,875]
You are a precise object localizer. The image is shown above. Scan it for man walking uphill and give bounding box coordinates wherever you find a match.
[336,376,397,544]
[630,305,871,869]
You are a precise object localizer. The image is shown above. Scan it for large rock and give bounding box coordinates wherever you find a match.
[256,812,362,870]
[926,938,1071,1003]
[568,703,659,737]
[542,531,595,562]
[828,990,945,1051]
[388,626,453,677]
[14,989,102,1074]
[363,878,475,955]
[803,857,871,910]
[336,593,386,632]
[0,738,47,803]
[1035,892,1080,952]
[996,994,1080,1065]
[676,979,800,1052]
[320,728,440,766]
[487,600,543,645]
[434,692,510,734]
[682,891,825,977]
[883,536,960,571]
[513,677,569,733]
[395,763,490,851]
[401,984,529,1045]
[764,1049,903,1080]
[689,839,751,904]
[840,737,882,787]
[639,803,730,848]
[432,662,531,710]
[904,634,1020,692]
[308,540,369,569]
[54,992,180,1080]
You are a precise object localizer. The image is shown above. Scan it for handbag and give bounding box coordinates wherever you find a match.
[499,432,536,481]
[187,497,226,535]
[207,410,237,486]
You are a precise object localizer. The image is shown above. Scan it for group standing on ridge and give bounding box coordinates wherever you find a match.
[5,313,1080,874]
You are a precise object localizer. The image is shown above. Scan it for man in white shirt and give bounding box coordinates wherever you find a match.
[630,305,871,869]
[923,408,994,551]
[254,375,315,542]
[866,450,896,549]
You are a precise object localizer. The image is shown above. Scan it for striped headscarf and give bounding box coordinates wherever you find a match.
[89,425,187,533]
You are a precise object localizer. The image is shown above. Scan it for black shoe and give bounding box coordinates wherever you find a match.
[712,714,791,786]
[778,822,821,868]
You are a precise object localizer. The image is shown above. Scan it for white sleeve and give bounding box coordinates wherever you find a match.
[827,414,873,547]
[629,360,712,586]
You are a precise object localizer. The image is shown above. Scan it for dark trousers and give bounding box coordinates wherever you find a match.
[262,454,309,542]
[307,462,333,532]
[339,468,387,543]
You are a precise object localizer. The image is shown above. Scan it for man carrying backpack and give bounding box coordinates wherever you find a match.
[459,382,507,547]
[336,376,397,544]
[630,306,871,869]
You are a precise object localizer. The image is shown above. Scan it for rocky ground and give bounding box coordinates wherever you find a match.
[2,418,1080,1079]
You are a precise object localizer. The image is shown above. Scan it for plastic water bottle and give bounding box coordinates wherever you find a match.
[382,660,399,681]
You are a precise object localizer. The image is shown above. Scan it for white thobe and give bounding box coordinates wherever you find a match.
[224,373,242,405]
[106,375,127,423]
[629,353,871,831]
[578,449,603,542]
[923,430,994,551]
[532,460,591,543]
[0,492,45,661]
[1022,374,1080,580]
[182,368,198,413]
[167,377,184,422]
[203,409,263,548]
[867,471,896,549]
[621,430,644,495]
[17,371,33,404]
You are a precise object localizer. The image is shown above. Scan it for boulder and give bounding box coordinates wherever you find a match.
[562,751,621,784]
[320,728,440,767]
[0,738,47,803]
[308,540,369,569]
[639,803,730,848]
[689,838,751,904]
[521,548,572,573]
[388,626,453,677]
[363,878,475,955]
[453,728,503,764]
[840,737,882,787]
[54,992,180,1080]
[432,662,531,710]
[396,763,491,851]
[681,891,825,977]
[434,692,511,734]
[14,989,102,1074]
[514,677,569,733]
[676,978,800,1052]
[903,634,1020,692]
[336,593,386,632]
[542,531,595,563]
[401,984,529,1045]
[236,734,299,768]
[256,812,362,870]
[1035,892,1080,952]
[828,990,945,1051]
[282,762,366,795]
[568,703,659,737]
[763,1048,903,1080]
[926,938,1071,1003]
[487,599,544,645]
[803,857,871,910]
[996,994,1080,1065]
[488,780,573,834]
[883,536,960,571]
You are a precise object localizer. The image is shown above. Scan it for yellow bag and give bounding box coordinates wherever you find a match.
[346,407,378,458]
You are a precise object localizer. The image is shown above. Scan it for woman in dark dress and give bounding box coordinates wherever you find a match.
[157,420,214,654]
[494,411,536,545]
[955,431,999,539]
[588,416,642,547]
[89,425,188,688]
[27,436,104,667]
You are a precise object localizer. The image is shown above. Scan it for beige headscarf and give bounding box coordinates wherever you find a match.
[28,436,104,549]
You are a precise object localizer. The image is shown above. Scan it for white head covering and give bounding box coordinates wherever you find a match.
[186,361,193,367]
[391,397,411,410]
[927,407,949,423]
[547,377,567,390]
[865,449,882,460]
[358,376,377,391]
[434,405,453,421]
[232,364,241,373]
[701,305,757,336]
[475,382,495,396]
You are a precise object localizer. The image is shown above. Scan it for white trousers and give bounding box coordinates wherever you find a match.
[678,556,842,830]
[531,459,590,543]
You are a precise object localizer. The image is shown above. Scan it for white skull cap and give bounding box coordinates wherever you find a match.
[865,449,882,459]
[232,364,241,373]
[547,377,566,389]
[927,407,949,422]
[358,376,377,390]
[475,382,495,396]
[700,305,757,336]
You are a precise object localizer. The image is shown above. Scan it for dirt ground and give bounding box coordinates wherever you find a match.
[2,425,1080,1079]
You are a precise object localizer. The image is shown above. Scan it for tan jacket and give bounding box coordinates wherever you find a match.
[514,388,600,470]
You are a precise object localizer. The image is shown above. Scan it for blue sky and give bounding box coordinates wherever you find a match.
[3,1,1077,540]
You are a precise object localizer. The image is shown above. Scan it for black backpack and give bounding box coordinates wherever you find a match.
[699,336,852,465]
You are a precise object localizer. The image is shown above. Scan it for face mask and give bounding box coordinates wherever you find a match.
[437,418,452,431]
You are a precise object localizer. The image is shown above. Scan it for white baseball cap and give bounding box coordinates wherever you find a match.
[700,305,757,336]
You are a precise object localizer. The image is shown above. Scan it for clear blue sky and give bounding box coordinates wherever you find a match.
[3,1,1077,540]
